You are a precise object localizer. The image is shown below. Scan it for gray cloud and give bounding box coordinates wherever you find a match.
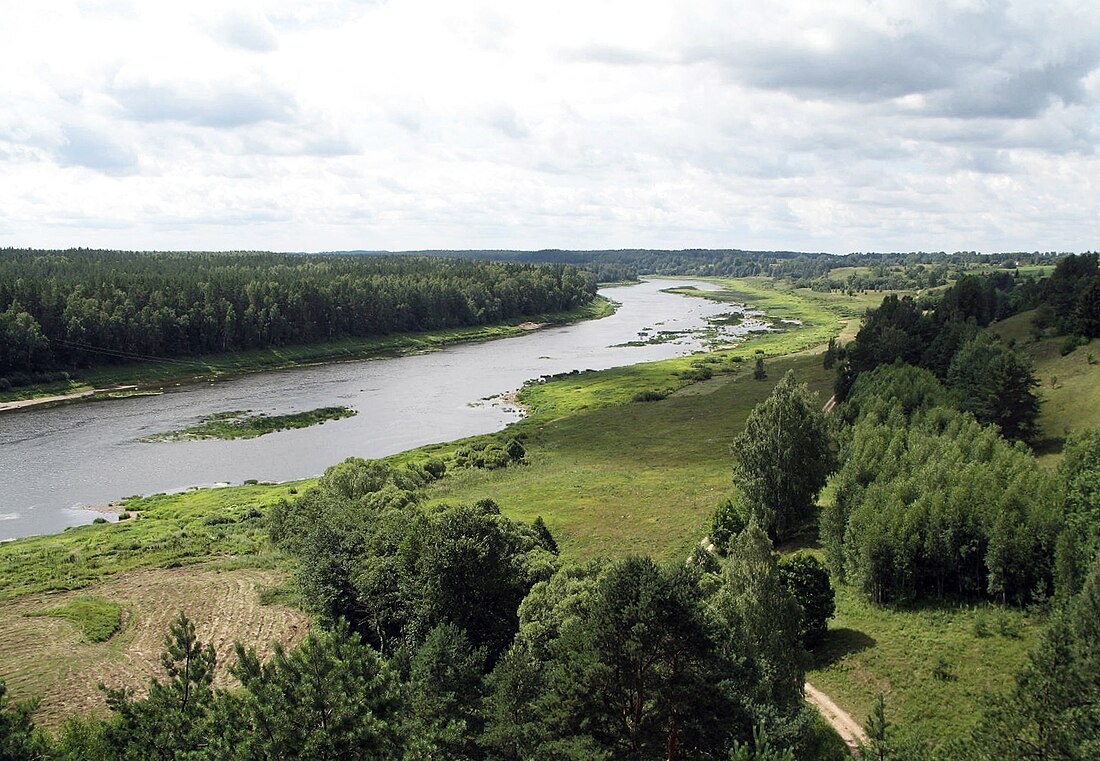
[56,123,138,173]
[214,10,279,52]
[689,5,1100,121]
[110,81,297,127]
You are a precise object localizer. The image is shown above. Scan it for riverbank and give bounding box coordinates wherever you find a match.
[0,296,617,412]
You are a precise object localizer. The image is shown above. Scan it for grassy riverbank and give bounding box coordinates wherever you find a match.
[0,297,617,405]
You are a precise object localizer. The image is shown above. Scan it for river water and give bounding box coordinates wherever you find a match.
[0,280,767,540]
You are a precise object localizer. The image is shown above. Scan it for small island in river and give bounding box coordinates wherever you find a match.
[144,406,358,441]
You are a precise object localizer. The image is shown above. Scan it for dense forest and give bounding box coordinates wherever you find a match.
[0,249,597,386]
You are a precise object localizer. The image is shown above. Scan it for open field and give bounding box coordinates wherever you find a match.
[0,297,616,405]
[989,309,1100,461]
[0,565,308,727]
[428,352,835,562]
[808,578,1038,749]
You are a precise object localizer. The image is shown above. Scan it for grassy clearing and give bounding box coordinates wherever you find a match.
[145,406,357,441]
[989,310,1100,462]
[810,587,1039,749]
[0,566,308,727]
[25,596,122,643]
[428,353,836,562]
[0,483,305,600]
[0,297,617,404]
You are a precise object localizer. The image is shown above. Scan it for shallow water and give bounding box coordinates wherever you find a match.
[0,279,766,540]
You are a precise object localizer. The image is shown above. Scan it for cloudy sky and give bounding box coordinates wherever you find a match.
[1,1,1098,253]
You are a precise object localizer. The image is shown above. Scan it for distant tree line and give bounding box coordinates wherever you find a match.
[0,249,597,386]
[377,248,1065,289]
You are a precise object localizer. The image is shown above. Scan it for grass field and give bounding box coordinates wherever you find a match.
[989,309,1100,461]
[0,565,308,727]
[428,353,835,561]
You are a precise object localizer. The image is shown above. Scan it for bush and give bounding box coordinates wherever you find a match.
[481,446,511,470]
[632,390,667,402]
[677,366,713,381]
[92,517,107,524]
[709,498,746,554]
[424,457,446,479]
[0,378,10,392]
[778,553,836,647]
[505,438,526,461]
[1061,335,1085,356]
[117,512,131,521]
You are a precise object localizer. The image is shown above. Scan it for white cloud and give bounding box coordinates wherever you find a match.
[0,0,1097,253]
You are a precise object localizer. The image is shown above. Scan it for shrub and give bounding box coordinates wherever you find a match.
[709,498,746,554]
[117,512,131,521]
[484,447,512,470]
[424,457,446,479]
[1061,335,1085,356]
[778,553,836,647]
[632,390,667,402]
[92,517,107,524]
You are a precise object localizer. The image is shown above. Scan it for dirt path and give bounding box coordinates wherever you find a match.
[805,681,867,755]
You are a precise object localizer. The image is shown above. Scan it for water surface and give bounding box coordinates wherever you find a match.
[0,280,766,540]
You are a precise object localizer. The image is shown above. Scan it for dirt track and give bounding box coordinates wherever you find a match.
[805,681,868,755]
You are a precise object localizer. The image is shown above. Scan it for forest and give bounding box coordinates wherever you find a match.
[356,248,1063,290]
[0,249,596,386]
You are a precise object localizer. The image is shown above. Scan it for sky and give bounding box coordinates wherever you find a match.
[1,0,1098,254]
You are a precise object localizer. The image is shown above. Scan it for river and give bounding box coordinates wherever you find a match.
[0,279,767,540]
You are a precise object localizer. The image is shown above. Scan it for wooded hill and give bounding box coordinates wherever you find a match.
[0,249,597,384]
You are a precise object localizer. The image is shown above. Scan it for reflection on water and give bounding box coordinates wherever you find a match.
[0,280,762,539]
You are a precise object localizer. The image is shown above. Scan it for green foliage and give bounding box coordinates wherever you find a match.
[947,334,1040,441]
[404,623,486,759]
[822,336,837,370]
[729,725,796,761]
[860,694,894,761]
[710,498,747,555]
[0,250,597,381]
[632,389,668,402]
[825,406,1062,603]
[965,552,1100,759]
[712,524,808,712]
[26,596,121,643]
[272,461,556,662]
[531,515,559,554]
[731,371,834,540]
[0,680,49,761]
[777,553,835,647]
[754,355,767,380]
[485,557,743,760]
[101,611,219,759]
[229,620,405,760]
[840,362,951,424]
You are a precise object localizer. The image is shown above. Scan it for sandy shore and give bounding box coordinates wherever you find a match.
[0,385,138,414]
